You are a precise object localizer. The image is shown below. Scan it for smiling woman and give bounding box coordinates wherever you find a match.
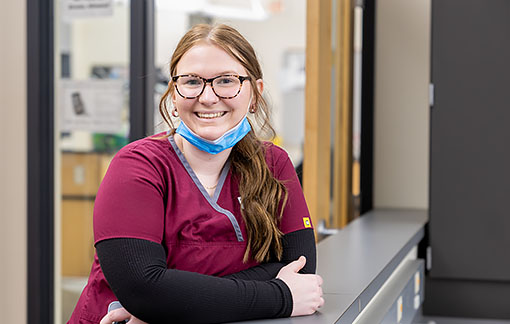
[67,24,323,324]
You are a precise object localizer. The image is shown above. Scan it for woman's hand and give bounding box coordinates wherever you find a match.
[276,256,324,317]
[99,306,148,324]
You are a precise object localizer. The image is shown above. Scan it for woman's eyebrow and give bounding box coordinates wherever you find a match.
[178,71,242,77]
[216,70,241,75]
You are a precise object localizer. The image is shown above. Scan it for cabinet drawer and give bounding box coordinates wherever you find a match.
[62,153,100,196]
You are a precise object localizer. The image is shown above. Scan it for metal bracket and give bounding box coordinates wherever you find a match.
[426,246,432,271]
[317,219,340,236]
[429,83,435,107]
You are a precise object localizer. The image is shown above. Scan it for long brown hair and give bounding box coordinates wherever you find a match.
[159,24,288,263]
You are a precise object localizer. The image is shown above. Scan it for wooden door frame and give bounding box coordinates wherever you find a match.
[304,0,375,230]
[304,0,354,230]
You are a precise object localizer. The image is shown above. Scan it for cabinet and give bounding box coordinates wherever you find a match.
[61,152,113,276]
[425,0,510,319]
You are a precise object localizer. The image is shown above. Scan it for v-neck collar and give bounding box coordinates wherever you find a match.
[169,135,230,202]
[168,135,244,242]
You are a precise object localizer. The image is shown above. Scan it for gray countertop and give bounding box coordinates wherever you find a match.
[229,208,428,324]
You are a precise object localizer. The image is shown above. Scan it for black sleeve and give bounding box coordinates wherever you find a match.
[96,238,293,324]
[224,228,316,281]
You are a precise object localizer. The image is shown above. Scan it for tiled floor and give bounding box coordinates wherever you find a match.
[413,314,510,324]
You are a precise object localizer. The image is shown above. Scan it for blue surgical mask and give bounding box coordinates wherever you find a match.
[175,115,252,154]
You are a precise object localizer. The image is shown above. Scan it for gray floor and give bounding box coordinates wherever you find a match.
[413,314,510,324]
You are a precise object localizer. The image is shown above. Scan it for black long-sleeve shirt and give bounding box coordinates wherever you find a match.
[96,228,316,323]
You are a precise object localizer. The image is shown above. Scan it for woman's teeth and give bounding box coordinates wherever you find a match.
[196,112,225,119]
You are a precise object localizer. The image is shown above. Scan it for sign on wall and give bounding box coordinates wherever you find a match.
[62,0,113,19]
[59,79,125,134]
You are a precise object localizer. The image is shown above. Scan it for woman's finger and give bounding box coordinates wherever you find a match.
[317,274,323,286]
[287,256,307,273]
[99,307,131,324]
[318,297,325,309]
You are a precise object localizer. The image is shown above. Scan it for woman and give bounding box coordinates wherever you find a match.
[69,24,323,324]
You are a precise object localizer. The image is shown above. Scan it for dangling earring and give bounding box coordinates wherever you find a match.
[249,106,256,114]
[172,108,179,118]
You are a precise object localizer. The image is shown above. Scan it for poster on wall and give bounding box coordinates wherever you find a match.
[59,79,124,134]
[62,0,113,19]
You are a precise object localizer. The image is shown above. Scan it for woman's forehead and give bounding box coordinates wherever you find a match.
[176,42,247,77]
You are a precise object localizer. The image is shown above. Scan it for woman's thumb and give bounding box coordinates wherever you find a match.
[290,256,306,273]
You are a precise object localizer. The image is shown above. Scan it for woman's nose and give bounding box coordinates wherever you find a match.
[198,83,219,104]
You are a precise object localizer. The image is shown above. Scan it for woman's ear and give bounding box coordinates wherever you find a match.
[256,79,264,96]
[169,83,180,117]
[250,79,264,114]
[170,82,177,104]
[252,79,264,107]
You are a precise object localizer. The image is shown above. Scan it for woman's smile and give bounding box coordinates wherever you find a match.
[195,111,227,119]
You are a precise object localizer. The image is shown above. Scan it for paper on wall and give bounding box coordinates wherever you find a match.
[62,0,113,20]
[59,79,125,134]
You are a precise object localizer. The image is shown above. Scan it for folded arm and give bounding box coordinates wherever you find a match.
[224,228,316,281]
[96,238,293,324]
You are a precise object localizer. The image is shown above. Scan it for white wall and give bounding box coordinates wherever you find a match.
[0,1,27,323]
[155,10,188,69]
[373,0,431,209]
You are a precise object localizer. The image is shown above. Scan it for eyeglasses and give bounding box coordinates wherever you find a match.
[172,74,251,99]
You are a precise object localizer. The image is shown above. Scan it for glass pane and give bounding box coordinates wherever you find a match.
[54,1,130,323]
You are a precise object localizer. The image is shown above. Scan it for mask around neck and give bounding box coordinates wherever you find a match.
[175,115,252,154]
[174,94,255,154]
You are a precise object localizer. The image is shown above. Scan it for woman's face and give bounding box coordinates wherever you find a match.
[172,42,262,141]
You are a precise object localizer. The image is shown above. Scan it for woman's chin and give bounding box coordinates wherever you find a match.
[197,131,224,142]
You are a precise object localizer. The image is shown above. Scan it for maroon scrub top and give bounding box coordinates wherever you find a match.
[68,133,312,324]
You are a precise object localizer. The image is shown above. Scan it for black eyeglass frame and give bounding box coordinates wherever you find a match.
[171,74,251,99]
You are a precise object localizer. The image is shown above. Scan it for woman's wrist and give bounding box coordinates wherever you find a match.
[271,278,294,318]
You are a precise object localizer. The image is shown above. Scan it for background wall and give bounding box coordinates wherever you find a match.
[373,0,431,209]
[0,0,27,322]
